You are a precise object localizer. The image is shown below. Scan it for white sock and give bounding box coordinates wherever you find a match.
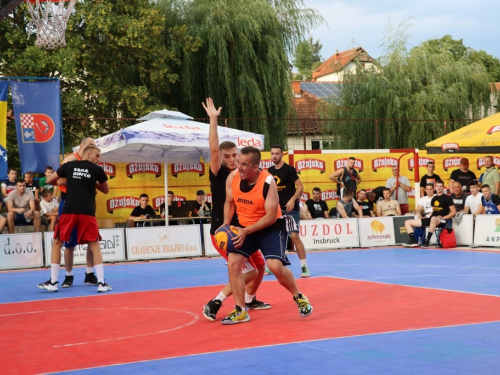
[215,291,227,302]
[66,271,73,276]
[300,259,307,267]
[95,264,104,283]
[51,264,60,283]
[245,293,255,304]
[86,267,93,274]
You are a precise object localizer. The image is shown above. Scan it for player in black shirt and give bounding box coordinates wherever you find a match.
[127,194,157,227]
[37,145,112,293]
[404,180,456,248]
[201,97,270,321]
[268,145,310,278]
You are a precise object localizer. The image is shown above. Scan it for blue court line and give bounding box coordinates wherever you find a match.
[54,321,500,375]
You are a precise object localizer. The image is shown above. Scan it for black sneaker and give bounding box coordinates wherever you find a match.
[62,275,74,288]
[403,238,419,248]
[246,297,271,310]
[203,299,222,322]
[84,272,98,285]
[422,239,430,248]
[37,279,58,292]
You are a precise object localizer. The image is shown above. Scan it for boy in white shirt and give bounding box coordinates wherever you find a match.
[40,189,59,231]
[464,180,483,215]
[415,183,435,218]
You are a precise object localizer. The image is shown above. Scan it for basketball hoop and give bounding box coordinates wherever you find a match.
[25,0,77,49]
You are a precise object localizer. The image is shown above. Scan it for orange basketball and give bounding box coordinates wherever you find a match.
[214,225,239,253]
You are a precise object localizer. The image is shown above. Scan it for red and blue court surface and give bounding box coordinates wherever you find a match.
[2,247,500,374]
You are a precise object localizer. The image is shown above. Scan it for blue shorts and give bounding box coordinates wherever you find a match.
[14,213,33,226]
[282,210,299,233]
[58,198,78,248]
[228,226,290,266]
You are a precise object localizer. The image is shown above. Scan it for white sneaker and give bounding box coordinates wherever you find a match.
[97,282,113,293]
[37,279,58,292]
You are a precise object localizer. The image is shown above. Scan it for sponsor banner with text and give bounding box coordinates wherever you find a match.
[299,219,359,250]
[126,225,202,260]
[43,229,125,266]
[392,216,417,244]
[473,214,500,247]
[358,217,396,247]
[0,233,43,270]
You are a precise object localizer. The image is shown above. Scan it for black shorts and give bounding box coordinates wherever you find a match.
[227,227,290,266]
[421,217,447,228]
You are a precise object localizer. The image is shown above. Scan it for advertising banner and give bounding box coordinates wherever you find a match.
[203,224,222,257]
[44,229,125,266]
[473,214,500,247]
[452,215,474,246]
[299,219,358,250]
[126,225,202,260]
[358,217,396,247]
[0,80,8,180]
[392,216,417,244]
[0,233,43,270]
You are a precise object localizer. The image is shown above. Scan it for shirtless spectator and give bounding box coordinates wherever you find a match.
[353,189,375,217]
[376,188,401,217]
[449,158,476,193]
[336,189,363,218]
[415,184,435,218]
[464,180,483,215]
[6,178,41,233]
[128,194,157,227]
[2,168,17,201]
[449,182,468,213]
[480,184,500,215]
[305,187,330,219]
[40,189,59,231]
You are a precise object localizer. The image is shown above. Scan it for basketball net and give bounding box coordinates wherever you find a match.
[25,0,77,49]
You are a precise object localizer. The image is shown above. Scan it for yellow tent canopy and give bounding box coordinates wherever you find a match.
[426,112,500,154]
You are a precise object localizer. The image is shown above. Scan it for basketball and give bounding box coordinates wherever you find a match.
[214,225,239,253]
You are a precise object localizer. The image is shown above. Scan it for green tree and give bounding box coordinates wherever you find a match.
[0,0,199,165]
[293,36,323,80]
[158,0,323,148]
[323,25,495,150]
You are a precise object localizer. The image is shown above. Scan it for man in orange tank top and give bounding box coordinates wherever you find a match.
[221,146,313,324]
[55,137,97,288]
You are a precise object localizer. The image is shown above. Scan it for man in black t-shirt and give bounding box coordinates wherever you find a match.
[420,161,441,196]
[305,187,330,219]
[269,145,310,278]
[37,145,112,293]
[404,180,456,248]
[128,194,157,227]
[201,97,270,322]
[449,158,476,193]
[353,189,375,217]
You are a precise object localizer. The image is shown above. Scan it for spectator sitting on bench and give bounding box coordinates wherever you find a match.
[39,166,58,199]
[480,184,500,214]
[24,171,40,211]
[2,167,17,202]
[305,187,330,219]
[6,178,41,233]
[40,189,59,231]
[336,188,363,218]
[127,194,157,227]
[403,180,456,248]
[376,188,401,217]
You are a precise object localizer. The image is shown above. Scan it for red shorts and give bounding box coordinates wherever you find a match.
[210,235,266,269]
[400,204,409,215]
[54,214,101,245]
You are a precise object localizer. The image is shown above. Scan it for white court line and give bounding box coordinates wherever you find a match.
[43,319,500,374]
[324,275,500,298]
[0,307,198,348]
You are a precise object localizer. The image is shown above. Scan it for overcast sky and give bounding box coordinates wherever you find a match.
[306,0,500,61]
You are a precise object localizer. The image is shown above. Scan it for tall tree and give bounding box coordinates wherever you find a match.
[322,26,495,150]
[0,0,198,162]
[293,36,322,80]
[158,0,323,148]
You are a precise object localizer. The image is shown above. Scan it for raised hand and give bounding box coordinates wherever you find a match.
[202,97,222,118]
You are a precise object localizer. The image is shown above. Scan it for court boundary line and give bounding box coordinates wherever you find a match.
[43,319,500,374]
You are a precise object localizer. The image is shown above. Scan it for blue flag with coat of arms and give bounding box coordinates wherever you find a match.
[0,81,8,180]
[11,80,61,174]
